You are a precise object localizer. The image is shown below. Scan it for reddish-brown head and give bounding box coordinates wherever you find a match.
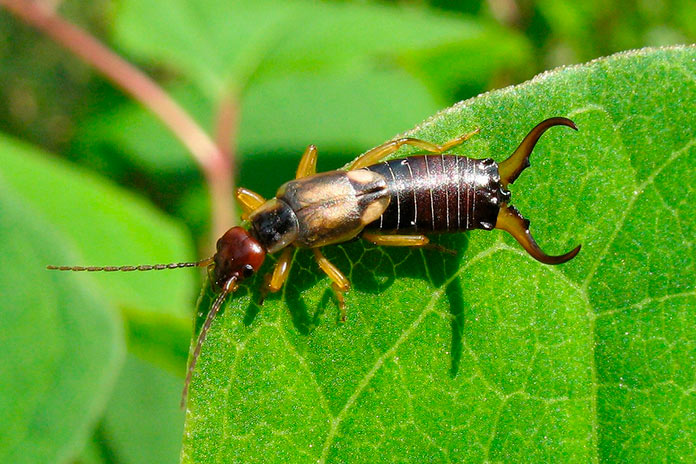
[213,227,266,288]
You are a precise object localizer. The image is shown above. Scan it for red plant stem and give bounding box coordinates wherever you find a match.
[1,0,236,238]
[211,94,240,237]
[214,93,239,164]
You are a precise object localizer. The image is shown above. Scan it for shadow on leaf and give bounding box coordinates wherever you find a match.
[195,232,471,375]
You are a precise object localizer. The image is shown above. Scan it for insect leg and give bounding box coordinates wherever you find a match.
[295,144,318,178]
[349,129,479,170]
[250,142,313,302]
[268,247,295,291]
[438,128,481,151]
[495,204,581,264]
[258,247,294,304]
[362,232,430,246]
[498,117,577,188]
[362,232,456,255]
[312,248,350,321]
[236,187,266,219]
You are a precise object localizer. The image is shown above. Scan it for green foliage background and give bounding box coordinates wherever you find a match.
[0,1,693,463]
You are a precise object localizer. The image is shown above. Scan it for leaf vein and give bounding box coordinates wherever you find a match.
[582,138,696,290]
[317,244,505,463]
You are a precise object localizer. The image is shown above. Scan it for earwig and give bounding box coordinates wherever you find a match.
[48,117,581,408]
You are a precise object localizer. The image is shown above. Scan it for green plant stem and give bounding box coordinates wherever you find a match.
[0,0,236,238]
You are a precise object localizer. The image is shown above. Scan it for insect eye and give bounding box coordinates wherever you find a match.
[242,264,254,278]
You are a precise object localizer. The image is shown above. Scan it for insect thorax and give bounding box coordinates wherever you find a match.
[277,170,389,248]
[248,199,299,253]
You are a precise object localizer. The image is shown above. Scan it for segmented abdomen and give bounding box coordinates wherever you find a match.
[363,155,509,233]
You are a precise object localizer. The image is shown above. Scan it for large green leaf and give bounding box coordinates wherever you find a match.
[98,354,185,464]
[182,46,695,462]
[0,134,197,320]
[72,69,444,182]
[100,0,528,191]
[75,354,186,464]
[113,0,527,95]
[0,133,200,462]
[0,181,124,463]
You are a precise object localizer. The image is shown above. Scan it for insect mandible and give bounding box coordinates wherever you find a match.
[48,117,581,406]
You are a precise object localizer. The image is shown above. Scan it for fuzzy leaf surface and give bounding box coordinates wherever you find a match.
[182,47,696,463]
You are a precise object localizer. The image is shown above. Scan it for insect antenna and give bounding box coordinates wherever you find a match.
[47,257,214,272]
[180,276,238,409]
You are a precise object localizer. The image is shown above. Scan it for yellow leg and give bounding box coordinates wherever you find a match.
[331,283,345,319]
[362,232,456,255]
[295,144,318,179]
[312,248,350,321]
[349,128,480,170]
[236,187,266,219]
[268,248,294,292]
[362,232,430,247]
[258,247,294,305]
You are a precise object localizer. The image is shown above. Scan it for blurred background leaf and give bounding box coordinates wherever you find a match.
[0,0,693,463]
[0,173,124,464]
[93,355,185,464]
[0,134,192,462]
[112,0,528,93]
[0,135,196,318]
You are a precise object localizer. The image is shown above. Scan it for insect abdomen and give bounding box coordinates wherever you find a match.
[363,155,510,233]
